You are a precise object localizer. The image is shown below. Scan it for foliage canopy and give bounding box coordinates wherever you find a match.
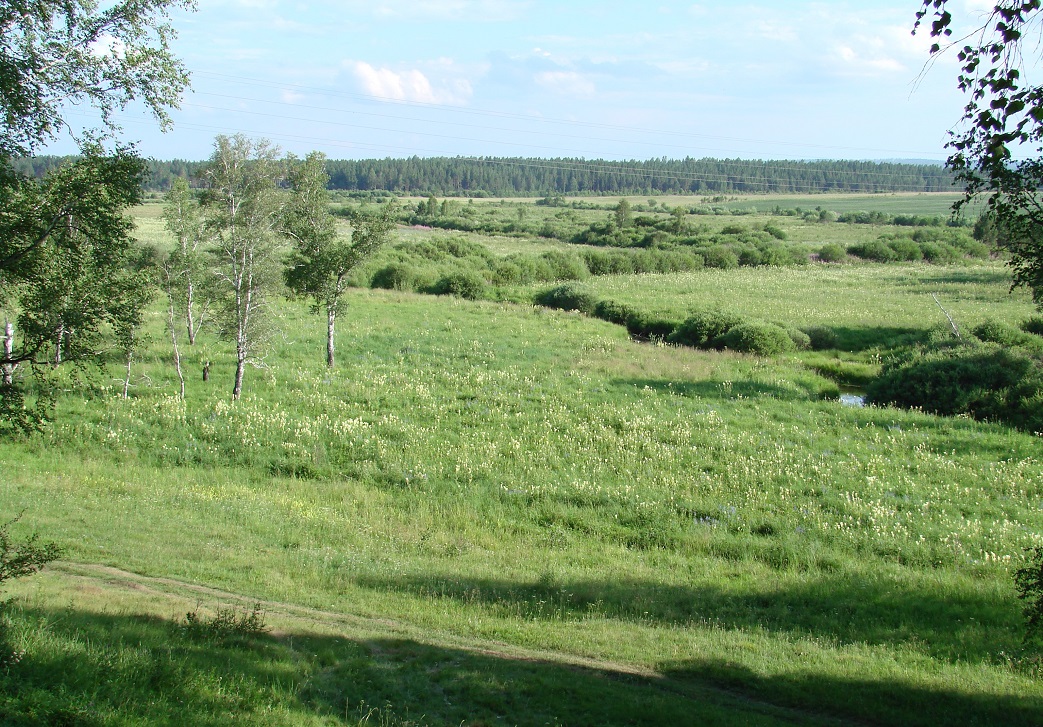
[917,0,1043,305]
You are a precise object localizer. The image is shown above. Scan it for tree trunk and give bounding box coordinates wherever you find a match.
[54,324,64,364]
[326,306,336,368]
[232,351,245,401]
[167,297,185,399]
[2,320,14,385]
[186,278,196,345]
[122,349,132,398]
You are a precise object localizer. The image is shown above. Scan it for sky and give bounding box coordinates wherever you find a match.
[54,0,1002,162]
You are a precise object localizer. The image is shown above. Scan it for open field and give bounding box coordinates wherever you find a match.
[1,201,1042,724]
[528,263,1035,332]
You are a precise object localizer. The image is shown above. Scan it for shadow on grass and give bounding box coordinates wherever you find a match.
[659,657,1043,727]
[0,604,800,727]
[827,326,928,352]
[614,378,807,402]
[354,572,1020,666]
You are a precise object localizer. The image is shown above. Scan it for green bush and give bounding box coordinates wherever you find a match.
[491,261,522,286]
[717,322,797,356]
[738,246,762,267]
[1021,316,1043,337]
[667,308,744,348]
[818,243,846,263]
[703,245,739,269]
[593,299,638,326]
[625,310,677,340]
[887,237,924,262]
[866,344,1043,432]
[760,243,792,267]
[779,325,811,350]
[847,240,897,262]
[1015,547,1043,644]
[432,271,489,300]
[534,284,599,314]
[920,242,961,264]
[179,602,269,644]
[973,319,1042,350]
[540,250,589,281]
[801,325,839,351]
[371,263,418,291]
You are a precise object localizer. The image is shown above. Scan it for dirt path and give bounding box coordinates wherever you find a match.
[49,561,867,727]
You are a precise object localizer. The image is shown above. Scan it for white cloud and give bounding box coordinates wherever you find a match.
[533,70,595,97]
[348,61,473,104]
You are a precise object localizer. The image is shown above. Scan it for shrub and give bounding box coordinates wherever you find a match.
[625,310,677,340]
[432,271,488,300]
[759,243,791,267]
[179,602,269,643]
[920,242,961,264]
[371,263,417,291]
[534,283,599,314]
[817,243,846,262]
[886,237,924,261]
[763,222,787,240]
[491,261,522,286]
[1021,316,1043,337]
[1015,547,1043,643]
[540,250,589,281]
[717,322,797,356]
[801,325,839,351]
[593,299,638,326]
[847,240,897,262]
[667,308,744,348]
[974,319,1043,351]
[738,246,762,267]
[779,325,811,350]
[866,344,1043,432]
[703,245,739,269]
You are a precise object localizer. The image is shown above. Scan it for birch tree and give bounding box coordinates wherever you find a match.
[201,134,282,401]
[162,177,208,344]
[283,152,394,368]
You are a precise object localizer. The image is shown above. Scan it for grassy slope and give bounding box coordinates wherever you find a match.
[2,284,1042,724]
[2,199,1042,724]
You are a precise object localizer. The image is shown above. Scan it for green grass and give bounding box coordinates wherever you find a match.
[2,204,1042,724]
[529,262,1033,338]
[2,284,1043,724]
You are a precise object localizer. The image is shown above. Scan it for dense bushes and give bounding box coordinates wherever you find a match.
[667,309,744,347]
[867,344,1043,433]
[537,294,828,357]
[432,271,488,300]
[973,319,1043,351]
[818,243,846,263]
[846,229,989,264]
[717,322,797,356]
[534,284,599,314]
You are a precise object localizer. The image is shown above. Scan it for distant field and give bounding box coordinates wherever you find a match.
[537,263,1033,331]
[482,192,973,217]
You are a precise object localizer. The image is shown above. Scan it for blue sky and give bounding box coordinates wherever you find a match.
[58,0,997,162]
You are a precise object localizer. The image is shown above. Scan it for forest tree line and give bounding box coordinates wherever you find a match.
[12,156,957,196]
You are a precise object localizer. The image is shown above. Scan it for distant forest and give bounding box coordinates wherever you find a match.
[12,156,957,196]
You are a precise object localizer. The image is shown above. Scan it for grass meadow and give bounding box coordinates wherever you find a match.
[1,198,1042,725]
